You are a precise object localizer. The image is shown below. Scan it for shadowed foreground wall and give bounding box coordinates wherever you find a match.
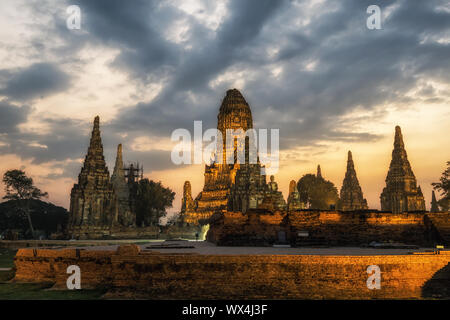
[13,246,450,299]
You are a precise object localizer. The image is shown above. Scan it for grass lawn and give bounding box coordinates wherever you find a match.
[0,278,106,299]
[0,248,17,268]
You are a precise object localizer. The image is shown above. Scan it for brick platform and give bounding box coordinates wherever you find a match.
[13,244,450,299]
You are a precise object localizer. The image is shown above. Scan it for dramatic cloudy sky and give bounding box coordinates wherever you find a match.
[0,0,449,214]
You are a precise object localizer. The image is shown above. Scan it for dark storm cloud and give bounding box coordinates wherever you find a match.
[104,0,450,151]
[1,0,450,178]
[109,0,286,138]
[168,0,285,91]
[69,0,180,79]
[0,63,71,101]
[238,0,450,148]
[0,101,30,134]
[0,117,88,164]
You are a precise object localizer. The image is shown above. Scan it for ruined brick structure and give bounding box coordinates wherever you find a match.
[287,180,305,211]
[68,116,115,237]
[380,126,426,213]
[431,191,439,213]
[230,161,267,212]
[258,176,287,211]
[111,144,135,227]
[316,164,322,179]
[68,117,140,239]
[183,89,268,224]
[180,181,195,215]
[124,162,143,224]
[339,151,368,211]
[207,210,450,247]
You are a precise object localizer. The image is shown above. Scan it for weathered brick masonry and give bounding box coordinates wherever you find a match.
[13,245,450,299]
[207,210,450,246]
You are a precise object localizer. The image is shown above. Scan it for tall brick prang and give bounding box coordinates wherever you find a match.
[185,89,267,224]
[431,191,439,213]
[111,144,135,227]
[380,126,426,213]
[317,165,322,179]
[339,151,368,211]
[68,116,114,237]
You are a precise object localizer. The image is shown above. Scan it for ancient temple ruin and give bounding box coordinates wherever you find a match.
[258,176,287,211]
[287,180,305,211]
[182,89,269,224]
[430,191,439,213]
[316,165,323,179]
[339,151,368,211]
[68,116,140,238]
[111,144,135,227]
[68,116,115,237]
[180,181,195,223]
[380,126,426,213]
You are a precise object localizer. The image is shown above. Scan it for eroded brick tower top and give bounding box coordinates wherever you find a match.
[217,88,253,133]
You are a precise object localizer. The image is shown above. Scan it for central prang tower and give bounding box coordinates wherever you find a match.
[183,89,268,224]
[203,89,254,190]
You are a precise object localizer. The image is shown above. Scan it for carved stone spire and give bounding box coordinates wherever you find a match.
[289,180,297,195]
[88,116,101,152]
[380,126,426,213]
[339,151,368,211]
[77,116,110,189]
[430,190,439,213]
[68,116,114,236]
[80,116,109,182]
[111,144,134,226]
[181,181,195,213]
[112,144,125,181]
[317,165,322,179]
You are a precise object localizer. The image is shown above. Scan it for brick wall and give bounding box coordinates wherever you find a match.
[289,211,427,245]
[13,246,450,299]
[207,210,450,246]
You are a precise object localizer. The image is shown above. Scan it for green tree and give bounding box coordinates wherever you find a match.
[135,179,175,226]
[432,161,450,211]
[2,170,48,238]
[297,173,339,210]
